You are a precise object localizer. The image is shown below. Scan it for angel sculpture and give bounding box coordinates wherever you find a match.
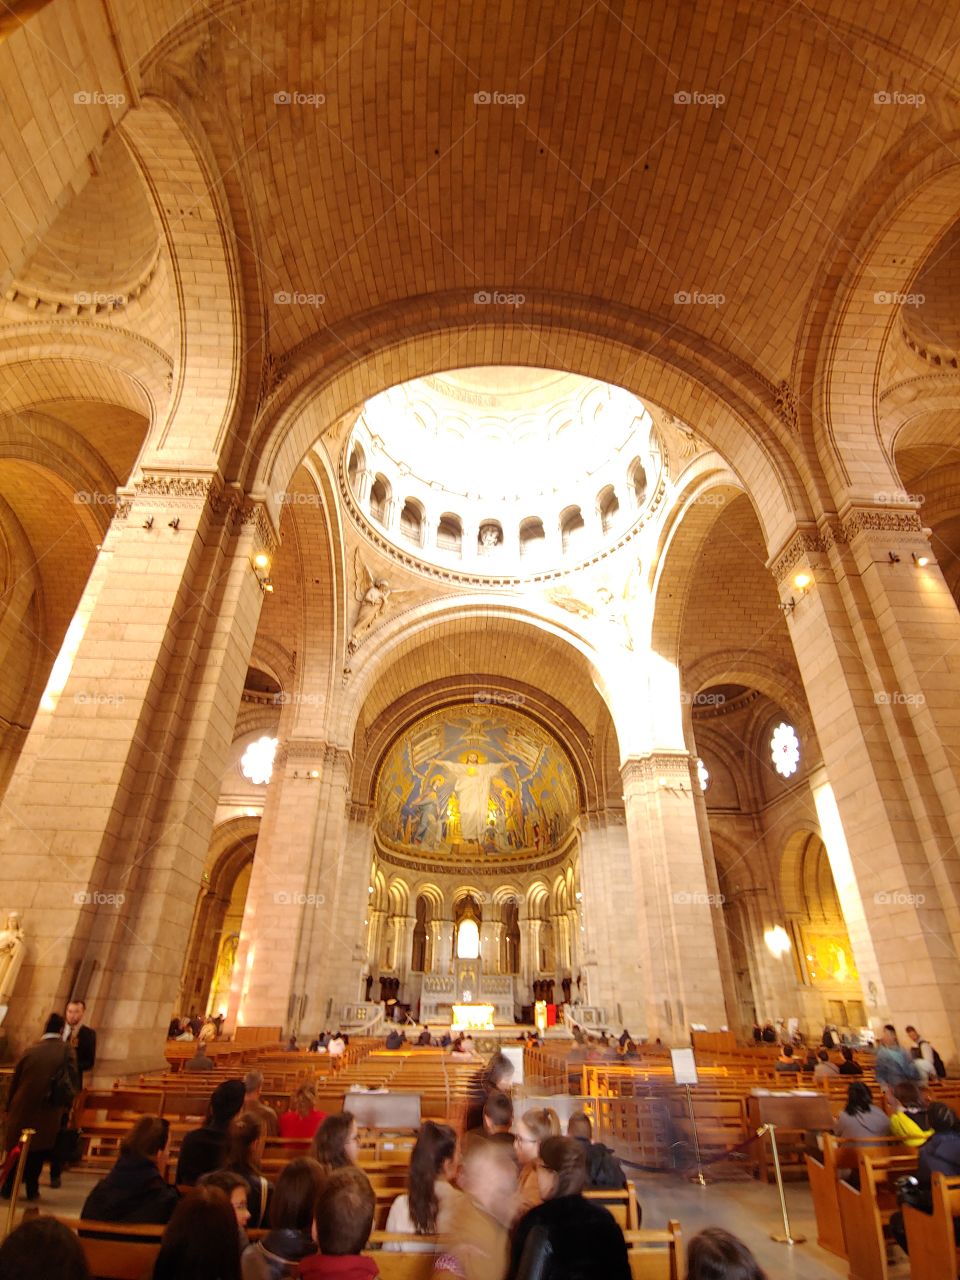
[348,549,411,654]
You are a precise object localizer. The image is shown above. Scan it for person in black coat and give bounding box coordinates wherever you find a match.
[566,1112,627,1190]
[82,1116,178,1225]
[49,998,98,1187]
[1,1012,79,1201]
[890,1103,960,1253]
[508,1136,630,1280]
[176,1079,245,1185]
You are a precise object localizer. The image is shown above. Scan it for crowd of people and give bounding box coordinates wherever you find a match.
[0,1078,772,1280]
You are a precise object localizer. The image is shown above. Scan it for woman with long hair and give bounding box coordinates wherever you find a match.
[384,1121,462,1252]
[222,1113,271,1228]
[889,1081,932,1147]
[240,1157,324,1279]
[507,1136,629,1280]
[153,1185,242,1280]
[835,1082,890,1139]
[278,1084,327,1139]
[686,1227,769,1280]
[310,1111,361,1175]
[513,1107,559,1215]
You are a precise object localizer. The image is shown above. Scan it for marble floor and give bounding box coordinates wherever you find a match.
[6,1163,911,1279]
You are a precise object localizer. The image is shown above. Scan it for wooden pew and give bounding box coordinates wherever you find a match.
[804,1133,907,1257]
[903,1172,960,1280]
[584,1182,641,1231]
[59,1219,163,1280]
[837,1150,917,1280]
[624,1223,683,1280]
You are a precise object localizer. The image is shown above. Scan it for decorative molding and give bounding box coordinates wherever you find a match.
[5,245,163,319]
[137,472,222,501]
[838,507,924,540]
[773,379,799,431]
[621,751,694,790]
[768,527,828,583]
[899,317,959,370]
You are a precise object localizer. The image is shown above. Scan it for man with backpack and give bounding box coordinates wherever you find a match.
[905,1025,947,1079]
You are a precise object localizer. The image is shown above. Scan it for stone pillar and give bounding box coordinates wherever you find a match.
[395,915,417,994]
[771,512,960,1057]
[0,476,272,1074]
[228,740,356,1038]
[437,919,454,975]
[621,753,729,1043]
[367,908,387,972]
[579,815,642,1030]
[356,470,373,507]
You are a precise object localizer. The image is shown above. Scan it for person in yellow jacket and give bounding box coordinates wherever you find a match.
[889,1081,933,1147]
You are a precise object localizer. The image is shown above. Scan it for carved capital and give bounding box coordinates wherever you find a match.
[621,751,694,791]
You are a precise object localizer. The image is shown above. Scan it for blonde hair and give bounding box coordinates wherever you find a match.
[520,1107,560,1143]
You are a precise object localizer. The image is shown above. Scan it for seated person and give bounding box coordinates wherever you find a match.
[776,1044,801,1072]
[417,1026,432,1046]
[0,1217,91,1280]
[300,1166,377,1280]
[242,1070,279,1138]
[507,1137,629,1280]
[241,1157,323,1278]
[686,1227,769,1280]
[436,1139,518,1280]
[889,1081,933,1147]
[153,1185,242,1280]
[327,1032,346,1059]
[184,1042,215,1072]
[838,1046,863,1075]
[889,1102,960,1254]
[176,1079,246,1185]
[566,1112,627,1190]
[82,1116,178,1225]
[835,1081,891,1140]
[385,1121,462,1251]
[198,1170,252,1250]
[814,1049,839,1079]
[278,1083,327,1139]
[222,1113,272,1228]
[311,1111,361,1175]
[386,1028,405,1050]
[481,1053,515,1094]
[464,1090,515,1150]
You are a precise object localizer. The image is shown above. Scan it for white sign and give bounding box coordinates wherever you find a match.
[671,1047,699,1086]
[501,1045,524,1084]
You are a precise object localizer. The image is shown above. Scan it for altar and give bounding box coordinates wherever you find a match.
[420,973,516,1023]
[451,1002,495,1031]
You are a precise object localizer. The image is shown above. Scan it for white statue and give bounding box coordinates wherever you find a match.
[0,912,26,1026]
[348,550,411,654]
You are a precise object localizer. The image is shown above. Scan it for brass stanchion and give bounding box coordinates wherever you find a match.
[757,1123,805,1245]
[685,1083,708,1185]
[3,1129,35,1239]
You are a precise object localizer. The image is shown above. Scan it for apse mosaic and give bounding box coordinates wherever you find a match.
[376,706,578,856]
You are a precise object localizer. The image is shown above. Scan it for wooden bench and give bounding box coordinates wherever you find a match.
[584,1181,641,1230]
[624,1223,682,1280]
[903,1172,960,1280]
[58,1219,163,1280]
[837,1150,917,1280]
[805,1133,907,1257]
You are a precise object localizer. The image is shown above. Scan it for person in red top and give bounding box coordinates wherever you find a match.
[300,1166,378,1280]
[278,1083,327,1139]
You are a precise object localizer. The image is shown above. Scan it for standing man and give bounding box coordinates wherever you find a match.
[875,1024,920,1102]
[49,999,96,1188]
[2,1013,79,1201]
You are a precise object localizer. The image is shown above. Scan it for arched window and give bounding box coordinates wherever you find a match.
[456,918,480,959]
[628,458,647,507]
[478,521,502,553]
[400,499,423,544]
[240,736,278,785]
[597,485,620,533]
[519,517,545,557]
[560,506,585,554]
[771,722,800,777]
[370,474,391,525]
[437,513,462,553]
[347,443,366,494]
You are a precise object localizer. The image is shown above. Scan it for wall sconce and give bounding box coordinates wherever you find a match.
[888,551,900,564]
[252,551,274,593]
[143,516,154,530]
[779,570,813,615]
[912,552,930,568]
[168,518,180,531]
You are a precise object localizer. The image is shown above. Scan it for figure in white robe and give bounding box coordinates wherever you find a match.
[430,752,506,841]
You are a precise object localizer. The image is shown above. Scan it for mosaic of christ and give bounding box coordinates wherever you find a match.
[376,707,577,855]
